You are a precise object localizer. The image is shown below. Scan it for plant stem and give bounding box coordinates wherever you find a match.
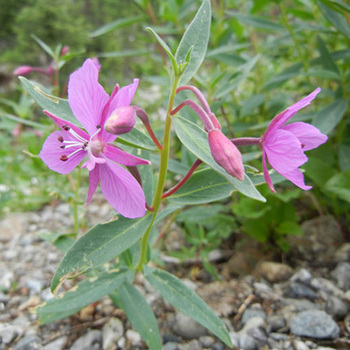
[135,75,180,272]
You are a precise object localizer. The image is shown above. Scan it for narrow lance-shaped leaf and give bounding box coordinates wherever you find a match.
[175,0,211,85]
[51,214,152,293]
[145,266,232,347]
[116,281,162,350]
[32,34,55,58]
[36,268,132,324]
[90,15,147,38]
[146,27,179,76]
[19,77,81,127]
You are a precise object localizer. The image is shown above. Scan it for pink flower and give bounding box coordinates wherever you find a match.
[260,87,327,192]
[104,106,136,135]
[40,59,150,218]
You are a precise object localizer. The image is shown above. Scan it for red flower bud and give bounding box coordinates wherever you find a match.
[208,129,245,181]
[104,106,136,135]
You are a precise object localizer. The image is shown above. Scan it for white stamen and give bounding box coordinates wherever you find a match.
[68,128,88,143]
[67,147,85,159]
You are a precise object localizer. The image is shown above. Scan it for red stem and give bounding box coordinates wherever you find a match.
[176,85,211,114]
[162,159,202,199]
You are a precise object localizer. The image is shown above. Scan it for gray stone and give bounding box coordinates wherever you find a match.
[0,292,9,304]
[325,295,349,320]
[44,336,68,350]
[171,313,207,340]
[13,334,41,350]
[290,268,313,285]
[281,298,320,312]
[287,215,344,264]
[211,343,225,350]
[284,282,318,300]
[293,339,310,350]
[102,317,124,350]
[199,335,215,347]
[256,261,293,283]
[242,308,266,324]
[239,333,257,350]
[290,310,339,339]
[310,278,344,299]
[0,325,20,344]
[163,342,179,350]
[331,262,350,291]
[125,329,142,346]
[334,243,350,262]
[181,339,202,350]
[266,314,286,332]
[70,330,102,350]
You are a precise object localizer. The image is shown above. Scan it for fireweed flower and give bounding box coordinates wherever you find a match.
[40,59,150,218]
[260,87,327,192]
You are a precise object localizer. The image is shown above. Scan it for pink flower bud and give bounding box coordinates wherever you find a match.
[208,129,245,181]
[61,46,70,56]
[104,106,136,135]
[13,65,33,76]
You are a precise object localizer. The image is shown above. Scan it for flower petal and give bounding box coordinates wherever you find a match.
[262,150,276,193]
[86,165,100,205]
[105,145,150,166]
[99,161,145,218]
[265,88,321,135]
[108,79,139,113]
[282,122,328,151]
[43,110,90,141]
[264,129,308,174]
[68,59,109,134]
[40,131,86,174]
[280,168,312,191]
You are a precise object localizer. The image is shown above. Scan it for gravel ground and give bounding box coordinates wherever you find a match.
[1,193,350,350]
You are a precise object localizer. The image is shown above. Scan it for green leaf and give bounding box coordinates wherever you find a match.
[338,145,350,170]
[51,214,152,293]
[32,35,55,58]
[146,27,179,75]
[168,168,235,205]
[116,127,157,151]
[97,49,149,58]
[117,282,162,350]
[0,111,50,130]
[144,266,232,347]
[316,0,350,38]
[173,116,265,201]
[90,15,147,37]
[312,99,347,134]
[36,232,75,253]
[37,268,131,324]
[175,0,211,85]
[325,169,350,203]
[19,77,81,127]
[276,221,303,236]
[227,12,284,31]
[317,36,341,77]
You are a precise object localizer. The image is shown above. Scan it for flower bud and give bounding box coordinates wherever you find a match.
[208,129,245,181]
[13,65,33,76]
[61,46,70,56]
[104,106,136,135]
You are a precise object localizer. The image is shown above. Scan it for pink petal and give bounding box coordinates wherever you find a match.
[68,59,109,135]
[108,79,139,113]
[86,165,100,205]
[265,88,321,135]
[105,145,150,166]
[262,150,276,193]
[40,131,86,174]
[264,129,308,174]
[280,168,312,191]
[282,122,328,151]
[44,110,90,141]
[99,160,145,218]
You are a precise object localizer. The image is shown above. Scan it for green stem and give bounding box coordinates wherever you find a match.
[135,75,180,272]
